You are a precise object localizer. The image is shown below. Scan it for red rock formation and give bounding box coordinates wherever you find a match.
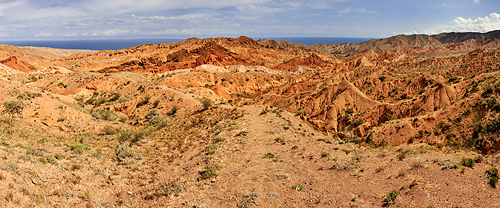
[0,56,37,73]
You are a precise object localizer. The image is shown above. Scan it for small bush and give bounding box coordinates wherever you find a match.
[66,143,90,154]
[384,190,399,205]
[3,100,24,117]
[169,105,179,116]
[0,140,10,147]
[107,92,120,102]
[400,93,408,100]
[18,154,31,161]
[486,168,499,187]
[396,153,406,160]
[116,144,133,161]
[39,158,47,164]
[25,146,42,156]
[3,162,18,172]
[118,128,149,144]
[321,152,330,158]
[153,100,160,108]
[274,137,285,145]
[90,151,101,158]
[264,153,275,158]
[213,137,226,144]
[201,165,219,179]
[46,156,57,165]
[206,143,217,155]
[489,176,499,187]
[352,118,363,127]
[154,181,182,197]
[201,97,213,109]
[295,109,307,116]
[54,153,64,160]
[136,95,151,107]
[459,158,475,168]
[102,125,118,135]
[291,183,303,191]
[235,131,248,136]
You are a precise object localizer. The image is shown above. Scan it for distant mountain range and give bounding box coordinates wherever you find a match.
[310,30,500,55]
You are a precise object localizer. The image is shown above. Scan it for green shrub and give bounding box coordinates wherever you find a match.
[3,162,18,172]
[235,131,248,136]
[0,140,10,147]
[213,137,227,144]
[25,146,42,156]
[46,156,57,165]
[321,152,330,158]
[18,154,30,161]
[3,100,24,117]
[90,151,101,158]
[384,190,399,205]
[101,125,118,135]
[118,128,149,144]
[54,153,64,160]
[201,165,219,179]
[489,176,498,187]
[274,137,285,145]
[459,158,475,168]
[264,153,275,158]
[39,158,47,164]
[291,183,303,191]
[116,144,134,161]
[66,143,90,154]
[206,143,217,155]
[486,168,499,187]
[400,93,408,100]
[107,92,120,102]
[295,109,307,116]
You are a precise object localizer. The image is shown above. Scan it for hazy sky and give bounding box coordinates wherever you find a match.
[0,0,499,40]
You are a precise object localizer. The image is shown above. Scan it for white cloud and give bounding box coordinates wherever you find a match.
[473,0,485,5]
[236,5,284,15]
[426,13,500,34]
[339,7,377,14]
[83,0,272,14]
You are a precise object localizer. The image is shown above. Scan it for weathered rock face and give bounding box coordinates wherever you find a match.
[0,56,37,73]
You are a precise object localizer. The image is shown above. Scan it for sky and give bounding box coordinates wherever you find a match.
[0,0,499,40]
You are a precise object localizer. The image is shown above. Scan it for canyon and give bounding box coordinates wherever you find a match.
[0,31,499,207]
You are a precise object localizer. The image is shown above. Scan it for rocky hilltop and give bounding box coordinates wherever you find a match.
[0,31,499,207]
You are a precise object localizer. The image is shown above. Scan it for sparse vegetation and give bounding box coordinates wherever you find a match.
[235,131,248,136]
[384,190,399,205]
[459,158,475,168]
[264,152,275,158]
[486,168,499,187]
[201,165,220,179]
[291,183,303,191]
[2,100,24,117]
[0,30,499,207]
[201,97,213,109]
